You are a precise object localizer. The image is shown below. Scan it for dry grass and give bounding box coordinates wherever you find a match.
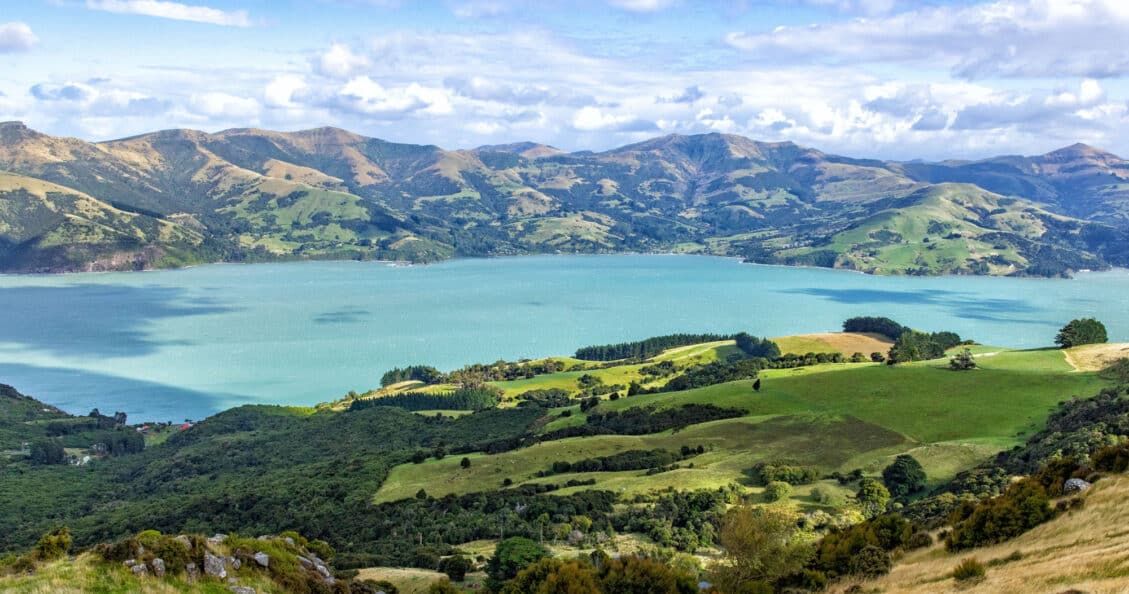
[354,567,484,593]
[829,474,1129,594]
[772,332,893,356]
[1063,343,1129,372]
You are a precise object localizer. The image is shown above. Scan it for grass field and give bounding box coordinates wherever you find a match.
[772,332,893,356]
[354,567,484,594]
[375,414,906,502]
[375,344,1108,505]
[831,473,1129,594]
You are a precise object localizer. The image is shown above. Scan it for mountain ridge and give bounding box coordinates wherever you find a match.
[1,121,1127,276]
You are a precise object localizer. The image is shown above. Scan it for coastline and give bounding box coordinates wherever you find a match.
[1,249,1117,280]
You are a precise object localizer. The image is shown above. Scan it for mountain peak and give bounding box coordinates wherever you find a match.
[474,141,563,159]
[0,121,44,143]
[1044,142,1120,160]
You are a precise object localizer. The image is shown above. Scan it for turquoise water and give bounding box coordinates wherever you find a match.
[1,255,1127,421]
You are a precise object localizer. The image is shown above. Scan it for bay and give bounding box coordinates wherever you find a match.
[0,254,1125,421]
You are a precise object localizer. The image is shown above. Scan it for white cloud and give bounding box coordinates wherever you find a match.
[189,92,260,119]
[316,43,369,79]
[608,0,676,12]
[0,22,38,52]
[336,76,453,117]
[726,0,1129,79]
[86,0,252,27]
[448,0,509,18]
[264,75,307,108]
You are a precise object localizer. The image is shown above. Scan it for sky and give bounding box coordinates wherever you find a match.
[2,0,1129,160]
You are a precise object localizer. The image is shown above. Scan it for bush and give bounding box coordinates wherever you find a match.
[439,554,472,582]
[751,461,820,486]
[33,528,72,561]
[1055,318,1108,348]
[952,557,986,582]
[427,579,461,594]
[1092,442,1129,472]
[949,348,977,371]
[847,545,892,577]
[882,454,927,499]
[946,478,1054,550]
[28,439,66,465]
[764,481,792,502]
[486,537,549,589]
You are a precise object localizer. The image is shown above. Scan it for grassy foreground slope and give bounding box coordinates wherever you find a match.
[831,473,1129,594]
[375,344,1106,502]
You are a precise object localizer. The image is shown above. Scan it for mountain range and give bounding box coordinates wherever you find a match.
[1,120,1127,276]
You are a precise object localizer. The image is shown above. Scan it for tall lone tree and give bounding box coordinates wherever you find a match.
[753,378,761,392]
[1055,318,1108,348]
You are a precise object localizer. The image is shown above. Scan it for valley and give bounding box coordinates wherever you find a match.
[3,317,1127,593]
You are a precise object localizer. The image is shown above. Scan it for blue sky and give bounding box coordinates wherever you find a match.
[2,0,1129,159]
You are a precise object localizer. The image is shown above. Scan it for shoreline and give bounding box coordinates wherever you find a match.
[2,250,1121,281]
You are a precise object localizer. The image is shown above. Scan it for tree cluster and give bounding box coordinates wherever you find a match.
[574,333,731,361]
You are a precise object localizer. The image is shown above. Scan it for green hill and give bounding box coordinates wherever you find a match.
[1,121,1127,274]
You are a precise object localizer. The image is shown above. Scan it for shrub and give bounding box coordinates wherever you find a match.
[857,478,891,518]
[952,558,986,582]
[949,348,977,371]
[1091,442,1129,472]
[751,461,820,486]
[906,531,933,550]
[847,545,892,577]
[33,527,72,561]
[946,478,1054,550]
[427,579,461,594]
[28,439,66,465]
[764,481,793,502]
[882,454,927,499]
[486,537,549,589]
[439,554,472,582]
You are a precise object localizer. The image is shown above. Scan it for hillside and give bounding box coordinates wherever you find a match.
[831,471,1129,594]
[1,121,1128,275]
[1,325,1128,592]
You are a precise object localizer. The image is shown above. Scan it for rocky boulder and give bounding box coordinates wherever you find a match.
[253,552,270,568]
[1064,478,1092,494]
[204,552,227,579]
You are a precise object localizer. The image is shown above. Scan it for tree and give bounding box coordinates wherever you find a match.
[1055,318,1108,348]
[856,478,891,518]
[882,455,927,499]
[600,556,697,594]
[870,352,885,363]
[29,439,65,465]
[734,333,781,360]
[949,348,976,370]
[709,506,813,592]
[487,537,549,590]
[427,580,462,594]
[752,378,761,392]
[439,554,472,582]
[460,457,471,469]
[416,488,429,500]
[763,481,792,502]
[33,527,72,561]
[501,558,601,594]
